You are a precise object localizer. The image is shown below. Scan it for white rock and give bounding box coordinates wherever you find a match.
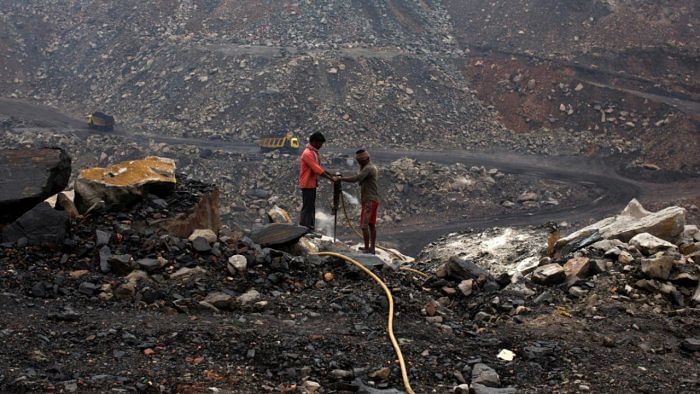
[497,349,515,361]
[238,289,261,305]
[532,263,566,284]
[301,380,321,393]
[472,363,500,387]
[227,255,248,275]
[682,225,699,241]
[629,233,677,255]
[454,384,470,394]
[514,256,539,275]
[517,191,538,203]
[640,255,674,280]
[268,205,292,224]
[188,229,217,244]
[171,266,207,280]
[618,251,634,264]
[621,199,651,218]
[458,279,473,296]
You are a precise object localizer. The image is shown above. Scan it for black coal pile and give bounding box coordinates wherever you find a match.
[1,179,699,392]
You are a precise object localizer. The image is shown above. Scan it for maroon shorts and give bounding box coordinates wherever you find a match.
[360,200,379,228]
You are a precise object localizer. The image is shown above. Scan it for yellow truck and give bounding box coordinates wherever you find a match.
[258,131,300,153]
[87,111,115,131]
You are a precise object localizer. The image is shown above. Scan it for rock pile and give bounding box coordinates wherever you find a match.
[0,151,220,250]
[423,200,698,307]
[553,199,686,256]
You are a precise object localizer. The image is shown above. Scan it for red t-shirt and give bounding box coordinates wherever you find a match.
[299,145,325,188]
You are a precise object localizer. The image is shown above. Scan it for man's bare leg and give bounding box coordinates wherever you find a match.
[362,227,370,252]
[369,224,376,254]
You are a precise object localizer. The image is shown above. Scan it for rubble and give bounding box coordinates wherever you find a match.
[0,187,698,392]
[554,199,686,255]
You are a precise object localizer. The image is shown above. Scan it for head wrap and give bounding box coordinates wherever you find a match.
[355,150,370,161]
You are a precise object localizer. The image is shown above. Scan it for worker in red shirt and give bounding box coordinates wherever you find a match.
[299,132,334,233]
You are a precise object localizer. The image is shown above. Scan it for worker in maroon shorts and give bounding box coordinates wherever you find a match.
[338,149,379,254]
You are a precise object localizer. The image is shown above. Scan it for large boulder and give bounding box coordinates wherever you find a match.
[554,199,685,256]
[0,148,71,223]
[250,223,308,247]
[2,202,69,246]
[74,156,176,213]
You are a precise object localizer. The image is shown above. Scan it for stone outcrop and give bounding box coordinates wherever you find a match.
[554,199,685,255]
[0,148,71,223]
[74,156,176,213]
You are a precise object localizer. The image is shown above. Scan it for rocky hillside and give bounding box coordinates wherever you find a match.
[1,1,697,173]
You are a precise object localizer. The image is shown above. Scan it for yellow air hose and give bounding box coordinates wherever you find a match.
[313,251,416,394]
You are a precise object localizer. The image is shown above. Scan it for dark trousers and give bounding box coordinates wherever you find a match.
[300,188,317,230]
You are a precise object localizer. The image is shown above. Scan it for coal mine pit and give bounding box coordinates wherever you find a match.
[1,1,699,393]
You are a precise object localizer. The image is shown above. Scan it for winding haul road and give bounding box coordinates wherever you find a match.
[1,98,697,255]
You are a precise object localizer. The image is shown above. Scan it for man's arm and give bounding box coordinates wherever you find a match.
[301,152,334,180]
[341,166,369,183]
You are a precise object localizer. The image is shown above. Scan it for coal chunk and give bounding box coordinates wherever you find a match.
[2,202,69,246]
[0,148,71,223]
